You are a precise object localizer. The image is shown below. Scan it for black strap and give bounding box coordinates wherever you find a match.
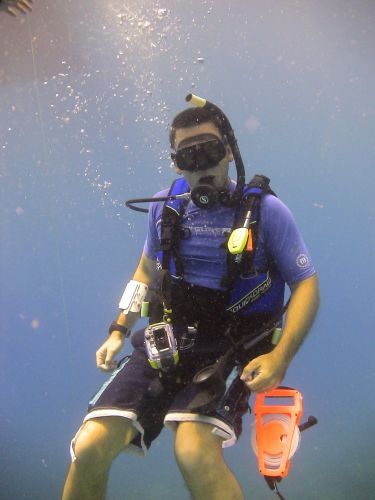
[238,193,261,275]
[223,174,277,289]
[244,174,276,276]
[264,477,285,500]
[248,174,277,196]
[160,181,189,276]
[161,207,180,269]
[223,192,261,288]
[108,321,131,338]
[160,269,173,312]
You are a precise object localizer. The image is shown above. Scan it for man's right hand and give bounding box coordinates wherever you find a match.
[96,332,124,371]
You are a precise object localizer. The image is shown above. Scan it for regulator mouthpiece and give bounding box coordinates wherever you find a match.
[190,184,219,209]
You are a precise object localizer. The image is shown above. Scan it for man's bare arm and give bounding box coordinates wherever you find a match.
[96,252,157,371]
[114,252,158,330]
[241,273,320,392]
[273,273,320,364]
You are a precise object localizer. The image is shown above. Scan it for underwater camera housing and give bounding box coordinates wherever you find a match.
[144,322,179,370]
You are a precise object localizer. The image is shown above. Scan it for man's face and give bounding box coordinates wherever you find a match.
[173,122,233,191]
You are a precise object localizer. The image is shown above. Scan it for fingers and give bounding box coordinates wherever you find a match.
[240,354,281,393]
[96,346,117,372]
[240,358,259,383]
[96,346,105,368]
[100,360,118,372]
[96,336,124,371]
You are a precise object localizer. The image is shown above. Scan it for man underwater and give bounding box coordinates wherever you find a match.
[62,97,319,499]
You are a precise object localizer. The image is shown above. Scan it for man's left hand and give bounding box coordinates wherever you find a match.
[240,351,288,393]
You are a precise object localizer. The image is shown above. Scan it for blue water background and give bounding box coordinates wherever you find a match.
[1,1,374,498]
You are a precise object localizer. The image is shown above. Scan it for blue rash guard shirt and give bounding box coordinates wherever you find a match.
[143,183,315,291]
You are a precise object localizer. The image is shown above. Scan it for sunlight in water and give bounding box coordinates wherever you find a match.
[72,1,212,214]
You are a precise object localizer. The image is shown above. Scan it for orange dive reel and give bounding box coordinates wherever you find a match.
[251,387,317,499]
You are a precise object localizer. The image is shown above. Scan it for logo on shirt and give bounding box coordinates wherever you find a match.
[226,272,272,314]
[296,254,309,268]
[183,225,231,237]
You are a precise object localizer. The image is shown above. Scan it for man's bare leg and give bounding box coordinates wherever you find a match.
[62,417,138,500]
[175,421,244,500]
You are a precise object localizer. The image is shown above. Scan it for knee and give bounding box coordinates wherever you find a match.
[174,422,223,476]
[70,420,112,467]
[71,418,135,467]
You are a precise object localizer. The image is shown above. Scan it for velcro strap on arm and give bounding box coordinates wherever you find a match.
[119,280,149,314]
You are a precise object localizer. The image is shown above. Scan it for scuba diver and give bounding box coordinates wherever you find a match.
[62,95,319,500]
[0,0,33,16]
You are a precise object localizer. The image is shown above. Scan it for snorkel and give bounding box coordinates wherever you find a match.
[125,93,246,212]
[185,93,245,208]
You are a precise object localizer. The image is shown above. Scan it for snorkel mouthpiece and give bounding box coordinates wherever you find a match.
[186,93,207,107]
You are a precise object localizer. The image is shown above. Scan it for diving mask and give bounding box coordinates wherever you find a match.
[171,138,226,172]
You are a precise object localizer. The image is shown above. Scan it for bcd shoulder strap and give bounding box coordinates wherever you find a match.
[223,174,276,288]
[248,174,276,196]
[160,178,189,275]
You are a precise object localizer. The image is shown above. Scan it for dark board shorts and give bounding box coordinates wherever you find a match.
[70,325,273,457]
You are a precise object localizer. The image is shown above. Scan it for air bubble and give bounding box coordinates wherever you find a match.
[156,8,169,20]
